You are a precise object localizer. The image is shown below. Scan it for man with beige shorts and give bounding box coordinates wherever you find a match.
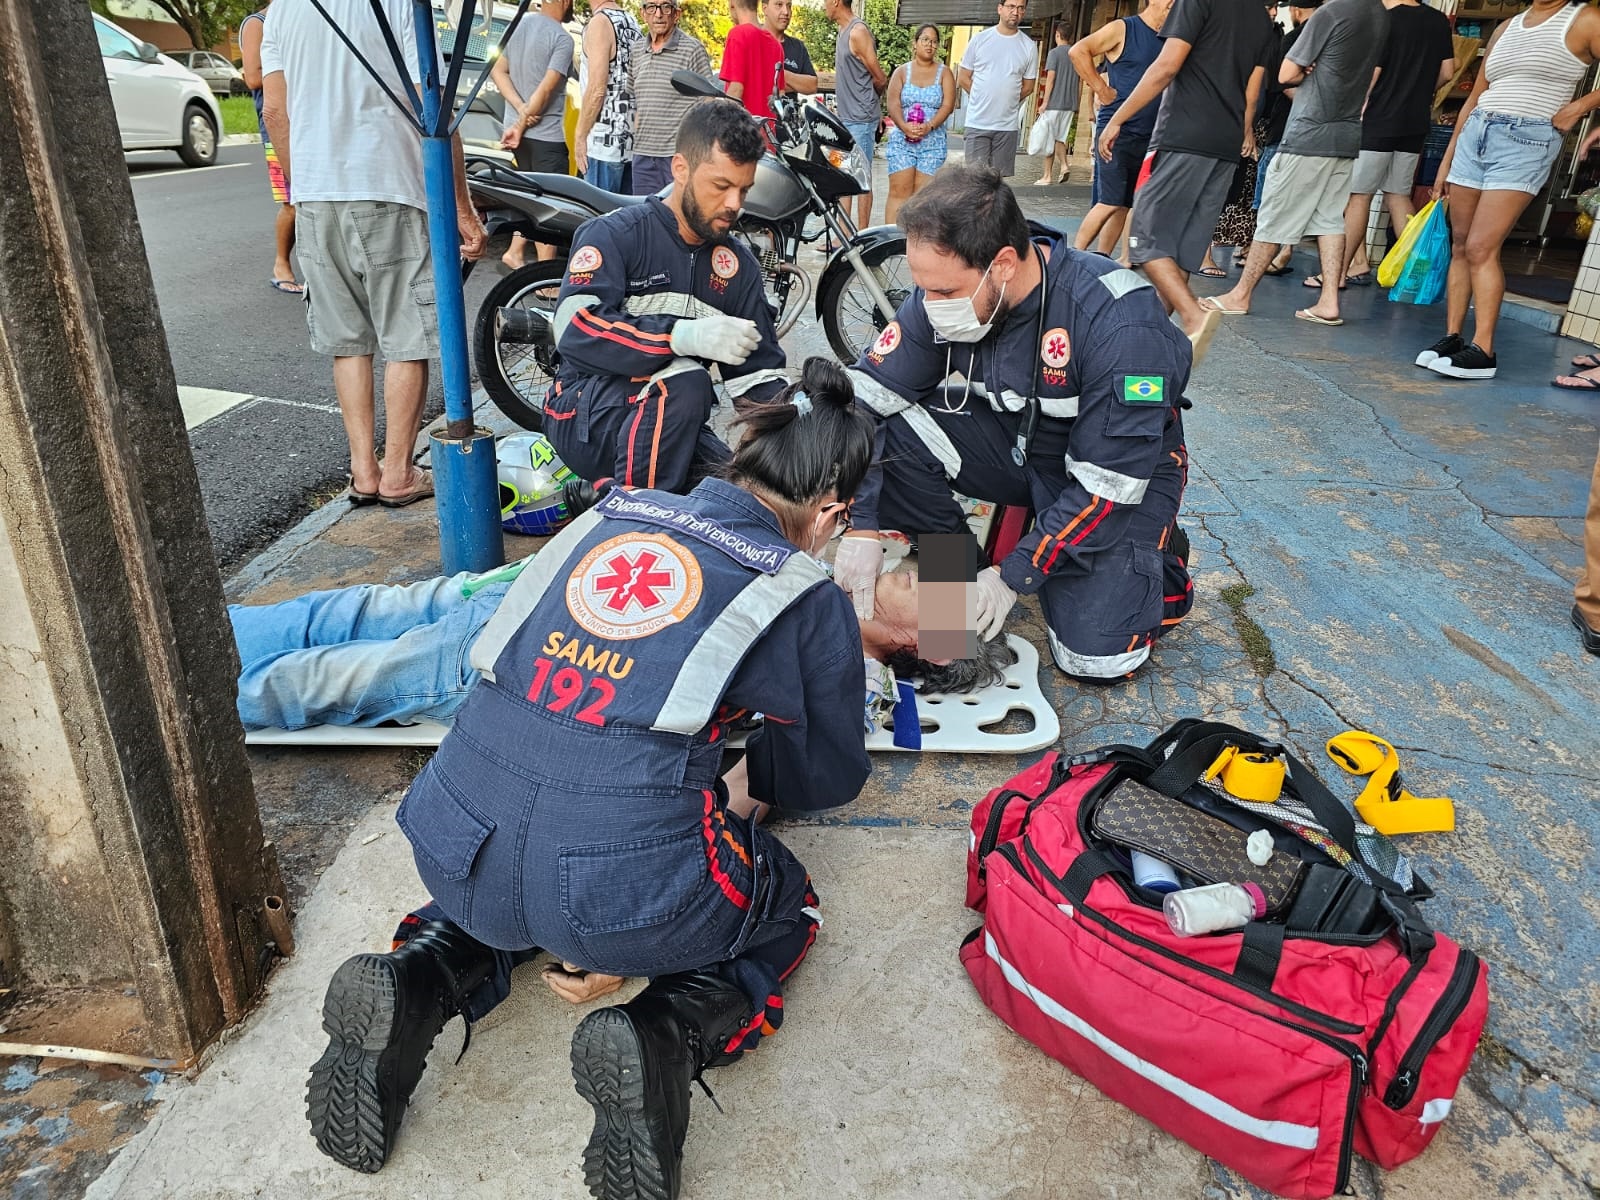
[261,0,487,508]
[1208,0,1385,325]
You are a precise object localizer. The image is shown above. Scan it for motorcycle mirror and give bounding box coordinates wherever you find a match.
[671,70,726,100]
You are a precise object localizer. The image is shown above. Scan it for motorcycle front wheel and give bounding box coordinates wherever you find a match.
[818,235,911,364]
[473,260,566,431]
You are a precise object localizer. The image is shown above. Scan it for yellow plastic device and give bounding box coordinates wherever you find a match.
[1324,731,1456,835]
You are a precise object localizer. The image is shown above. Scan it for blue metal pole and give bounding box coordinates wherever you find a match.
[412,0,503,575]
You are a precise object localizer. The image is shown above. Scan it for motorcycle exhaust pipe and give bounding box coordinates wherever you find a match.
[495,306,551,345]
[771,262,811,340]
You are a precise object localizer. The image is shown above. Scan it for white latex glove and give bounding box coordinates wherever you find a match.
[832,533,884,621]
[669,315,760,365]
[975,566,1018,642]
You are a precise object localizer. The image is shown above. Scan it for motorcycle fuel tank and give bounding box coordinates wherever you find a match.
[741,152,808,223]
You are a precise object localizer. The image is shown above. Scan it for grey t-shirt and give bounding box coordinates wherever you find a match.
[1044,44,1073,111]
[835,16,881,123]
[1279,0,1388,158]
[503,13,575,142]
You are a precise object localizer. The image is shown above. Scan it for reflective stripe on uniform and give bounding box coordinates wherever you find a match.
[554,294,601,343]
[653,552,828,734]
[900,404,964,480]
[845,368,912,417]
[969,381,1078,418]
[1064,454,1150,504]
[983,932,1320,1150]
[1047,626,1151,677]
[624,290,725,321]
[1099,267,1150,300]
[725,367,790,396]
[469,508,607,678]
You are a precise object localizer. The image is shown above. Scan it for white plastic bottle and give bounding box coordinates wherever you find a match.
[1131,850,1182,894]
[1163,881,1267,937]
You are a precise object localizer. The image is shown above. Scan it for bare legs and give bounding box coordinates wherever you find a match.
[1214,233,1344,320]
[273,203,297,285]
[1139,256,1210,337]
[1074,203,1130,254]
[1442,185,1532,356]
[854,187,873,232]
[333,355,430,498]
[885,168,916,225]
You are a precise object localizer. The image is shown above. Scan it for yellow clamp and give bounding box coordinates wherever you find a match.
[1324,731,1455,835]
[1203,745,1286,803]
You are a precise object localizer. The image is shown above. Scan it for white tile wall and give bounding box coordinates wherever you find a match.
[1561,220,1600,344]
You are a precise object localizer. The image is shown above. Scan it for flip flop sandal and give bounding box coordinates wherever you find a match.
[1570,353,1600,370]
[1198,296,1247,315]
[346,474,379,507]
[1188,308,1222,368]
[1552,373,1600,390]
[1261,264,1293,276]
[1345,272,1374,287]
[378,469,436,508]
[1295,308,1344,327]
[268,278,305,295]
[1198,266,1228,278]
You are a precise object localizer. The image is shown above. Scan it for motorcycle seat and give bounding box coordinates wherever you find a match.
[522,172,648,215]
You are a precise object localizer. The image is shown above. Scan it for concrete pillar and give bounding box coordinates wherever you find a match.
[0,0,285,1060]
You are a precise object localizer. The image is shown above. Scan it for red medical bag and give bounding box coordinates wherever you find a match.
[961,720,1488,1199]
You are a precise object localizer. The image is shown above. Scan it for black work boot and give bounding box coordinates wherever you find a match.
[570,971,754,1200]
[306,921,496,1173]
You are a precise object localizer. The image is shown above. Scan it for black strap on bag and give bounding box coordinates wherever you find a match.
[1143,722,1437,960]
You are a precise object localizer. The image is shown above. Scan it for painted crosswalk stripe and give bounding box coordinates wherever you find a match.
[179,387,341,431]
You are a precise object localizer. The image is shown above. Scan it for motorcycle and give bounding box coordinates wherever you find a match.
[464,71,909,431]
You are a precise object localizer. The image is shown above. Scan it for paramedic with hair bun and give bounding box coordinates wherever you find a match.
[305,358,874,1200]
[833,166,1195,682]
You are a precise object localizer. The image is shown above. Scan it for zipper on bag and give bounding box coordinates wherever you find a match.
[1382,948,1480,1109]
[993,841,1365,1193]
[976,756,1070,878]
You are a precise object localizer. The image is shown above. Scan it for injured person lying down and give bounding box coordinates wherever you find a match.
[228,546,1014,733]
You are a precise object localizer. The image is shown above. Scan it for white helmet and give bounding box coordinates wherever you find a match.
[497,433,576,536]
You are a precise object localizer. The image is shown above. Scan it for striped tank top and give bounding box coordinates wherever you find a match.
[1480,2,1588,121]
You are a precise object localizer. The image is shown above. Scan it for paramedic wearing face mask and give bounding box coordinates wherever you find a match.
[834,167,1195,681]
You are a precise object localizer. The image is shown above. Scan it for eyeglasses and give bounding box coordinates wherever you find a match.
[642,3,676,12]
[998,3,1026,10]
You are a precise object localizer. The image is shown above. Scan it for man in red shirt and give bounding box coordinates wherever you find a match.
[721,0,785,119]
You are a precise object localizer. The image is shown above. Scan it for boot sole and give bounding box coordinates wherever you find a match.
[306,954,403,1174]
[571,1008,675,1200]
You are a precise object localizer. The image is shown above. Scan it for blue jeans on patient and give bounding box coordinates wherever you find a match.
[229,576,511,730]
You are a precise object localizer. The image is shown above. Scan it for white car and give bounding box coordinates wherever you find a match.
[94,15,222,168]
[170,49,248,98]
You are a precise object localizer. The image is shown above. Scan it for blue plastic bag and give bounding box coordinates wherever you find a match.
[1388,200,1450,306]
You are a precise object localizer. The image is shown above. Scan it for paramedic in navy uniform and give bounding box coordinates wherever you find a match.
[542,98,790,495]
[305,359,875,1200]
[833,167,1195,680]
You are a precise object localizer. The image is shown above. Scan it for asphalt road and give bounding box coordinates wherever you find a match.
[130,142,503,573]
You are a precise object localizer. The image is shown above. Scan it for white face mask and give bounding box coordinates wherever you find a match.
[923,260,1006,343]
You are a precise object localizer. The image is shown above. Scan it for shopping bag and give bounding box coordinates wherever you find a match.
[1377,198,1437,288]
[1389,200,1450,307]
[1026,117,1052,157]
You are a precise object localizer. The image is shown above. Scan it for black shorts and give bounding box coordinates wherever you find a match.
[1092,126,1151,209]
[1127,150,1236,274]
[514,138,571,175]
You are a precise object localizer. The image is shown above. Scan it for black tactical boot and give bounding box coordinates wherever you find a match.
[306,920,496,1173]
[570,971,754,1200]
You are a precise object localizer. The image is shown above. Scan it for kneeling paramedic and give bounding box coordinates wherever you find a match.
[543,97,788,494]
[306,360,875,1200]
[834,167,1194,680]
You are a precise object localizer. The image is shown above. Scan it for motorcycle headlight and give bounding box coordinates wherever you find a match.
[826,144,871,189]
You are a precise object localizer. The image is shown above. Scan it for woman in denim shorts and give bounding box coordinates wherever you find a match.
[1419,0,1600,380]
[883,25,956,223]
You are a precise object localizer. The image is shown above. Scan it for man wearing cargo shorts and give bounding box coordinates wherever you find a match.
[261,0,488,508]
[1210,0,1387,325]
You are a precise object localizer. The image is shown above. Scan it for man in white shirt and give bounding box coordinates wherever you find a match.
[261,0,487,507]
[959,0,1038,178]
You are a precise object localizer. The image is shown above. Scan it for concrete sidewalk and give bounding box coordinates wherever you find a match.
[83,190,1600,1199]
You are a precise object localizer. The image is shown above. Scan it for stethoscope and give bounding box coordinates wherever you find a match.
[928,242,1049,468]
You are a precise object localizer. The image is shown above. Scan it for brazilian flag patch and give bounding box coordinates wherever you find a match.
[1121,375,1165,404]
